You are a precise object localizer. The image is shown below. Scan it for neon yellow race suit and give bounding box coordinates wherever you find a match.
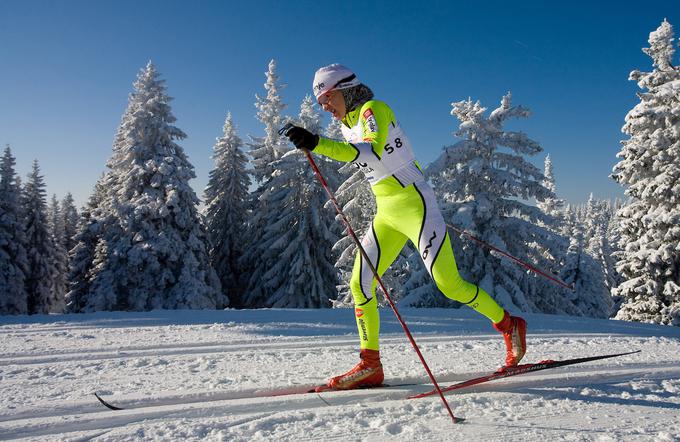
[314,100,504,350]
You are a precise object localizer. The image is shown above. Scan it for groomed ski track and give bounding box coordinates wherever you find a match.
[1,309,679,441]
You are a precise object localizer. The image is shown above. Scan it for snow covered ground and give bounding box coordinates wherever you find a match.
[1,308,679,441]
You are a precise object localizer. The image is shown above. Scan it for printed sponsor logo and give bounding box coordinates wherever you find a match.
[314,82,325,92]
[363,109,378,133]
[358,318,368,342]
[366,119,377,133]
[355,308,364,318]
[353,162,375,173]
[422,230,437,259]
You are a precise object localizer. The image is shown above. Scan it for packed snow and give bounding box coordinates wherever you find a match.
[1,308,679,441]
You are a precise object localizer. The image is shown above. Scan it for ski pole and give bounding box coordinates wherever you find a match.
[279,124,461,424]
[445,223,575,291]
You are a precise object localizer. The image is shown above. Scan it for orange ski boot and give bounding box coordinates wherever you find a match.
[493,310,527,367]
[318,349,384,391]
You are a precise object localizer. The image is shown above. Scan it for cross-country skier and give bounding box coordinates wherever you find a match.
[283,64,527,390]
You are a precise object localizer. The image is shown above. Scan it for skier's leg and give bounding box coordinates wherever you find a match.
[394,182,504,322]
[429,233,505,323]
[348,215,409,351]
[324,216,408,390]
[429,232,527,366]
[395,182,527,366]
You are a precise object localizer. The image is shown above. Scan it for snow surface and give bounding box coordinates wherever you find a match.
[1,308,679,441]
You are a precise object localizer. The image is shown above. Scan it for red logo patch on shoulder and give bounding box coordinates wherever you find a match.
[363,109,374,119]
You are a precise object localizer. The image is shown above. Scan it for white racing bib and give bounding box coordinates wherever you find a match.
[341,115,423,186]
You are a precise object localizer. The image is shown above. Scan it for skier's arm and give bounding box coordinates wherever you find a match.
[314,101,393,162]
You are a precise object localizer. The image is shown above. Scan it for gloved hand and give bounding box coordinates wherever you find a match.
[284,125,319,151]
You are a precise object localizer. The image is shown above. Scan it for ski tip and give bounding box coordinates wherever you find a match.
[604,349,641,358]
[94,392,124,411]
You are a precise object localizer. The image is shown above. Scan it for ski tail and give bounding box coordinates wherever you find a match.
[409,350,641,400]
[94,392,125,410]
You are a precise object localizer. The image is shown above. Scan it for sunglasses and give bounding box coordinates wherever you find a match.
[317,74,356,106]
[318,90,335,106]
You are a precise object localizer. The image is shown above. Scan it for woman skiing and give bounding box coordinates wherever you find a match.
[283,64,527,390]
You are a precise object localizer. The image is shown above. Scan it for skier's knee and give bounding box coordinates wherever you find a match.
[436,271,473,302]
[350,274,372,305]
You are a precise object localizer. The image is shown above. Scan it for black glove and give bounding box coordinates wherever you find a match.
[284,125,319,151]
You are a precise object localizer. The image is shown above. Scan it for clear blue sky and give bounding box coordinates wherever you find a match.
[1,0,678,207]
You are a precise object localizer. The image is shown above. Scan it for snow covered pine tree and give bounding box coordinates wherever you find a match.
[48,195,68,312]
[60,193,79,254]
[245,95,339,308]
[427,93,576,314]
[240,59,289,307]
[612,20,680,325]
[23,160,58,314]
[0,146,29,315]
[65,176,108,312]
[77,62,223,311]
[203,113,250,306]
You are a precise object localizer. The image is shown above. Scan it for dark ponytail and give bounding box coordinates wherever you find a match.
[341,84,374,112]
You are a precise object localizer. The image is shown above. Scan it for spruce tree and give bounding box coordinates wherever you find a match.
[582,195,619,300]
[65,177,107,313]
[244,96,339,307]
[83,62,223,311]
[612,20,680,325]
[61,192,79,253]
[0,146,28,314]
[605,199,624,297]
[240,60,288,306]
[203,113,249,306]
[559,208,612,317]
[248,59,287,183]
[23,160,57,314]
[48,194,68,312]
[428,93,570,313]
[537,155,565,221]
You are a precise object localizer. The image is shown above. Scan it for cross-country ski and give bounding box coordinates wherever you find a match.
[409,350,641,399]
[90,350,642,412]
[93,382,421,411]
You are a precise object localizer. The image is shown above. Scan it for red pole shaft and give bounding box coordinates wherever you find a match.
[304,151,461,424]
[445,224,574,291]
